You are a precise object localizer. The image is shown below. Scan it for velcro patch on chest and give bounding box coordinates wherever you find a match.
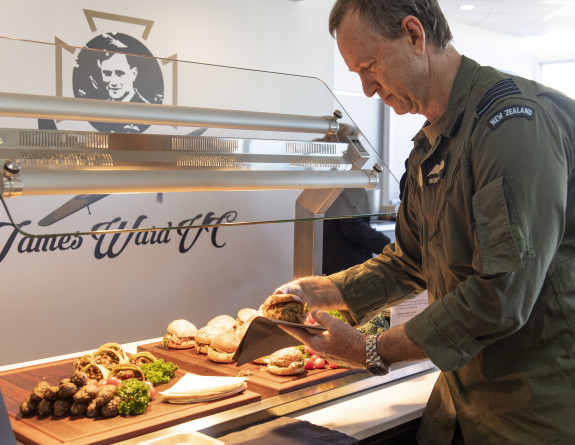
[487,105,535,130]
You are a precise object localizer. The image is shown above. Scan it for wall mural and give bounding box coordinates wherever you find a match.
[0,9,237,262]
[72,32,164,133]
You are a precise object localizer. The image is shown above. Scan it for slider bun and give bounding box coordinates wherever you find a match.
[207,314,236,331]
[167,319,197,338]
[207,349,235,363]
[236,308,260,324]
[267,362,305,376]
[210,330,242,354]
[269,347,304,367]
[207,330,242,363]
[267,347,305,376]
[261,294,307,324]
[236,313,259,339]
[195,325,226,354]
[163,334,195,350]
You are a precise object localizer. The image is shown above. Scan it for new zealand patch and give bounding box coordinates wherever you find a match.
[487,105,535,130]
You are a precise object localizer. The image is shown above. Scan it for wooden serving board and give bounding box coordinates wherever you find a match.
[138,342,364,399]
[0,358,260,445]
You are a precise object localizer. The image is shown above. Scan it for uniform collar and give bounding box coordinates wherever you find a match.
[412,55,480,156]
[443,55,480,138]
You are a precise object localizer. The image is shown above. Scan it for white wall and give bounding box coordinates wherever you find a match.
[0,0,338,366]
[0,0,335,82]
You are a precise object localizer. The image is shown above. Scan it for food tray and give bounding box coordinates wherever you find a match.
[0,358,260,445]
[138,342,364,399]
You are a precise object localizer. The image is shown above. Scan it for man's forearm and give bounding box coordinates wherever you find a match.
[378,324,428,365]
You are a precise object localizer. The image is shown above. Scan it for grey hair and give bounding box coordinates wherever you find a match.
[329,0,453,51]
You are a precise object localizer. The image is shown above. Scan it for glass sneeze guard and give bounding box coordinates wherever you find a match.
[0,36,397,240]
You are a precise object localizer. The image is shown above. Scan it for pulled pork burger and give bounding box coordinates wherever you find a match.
[163,319,197,350]
[207,314,236,331]
[267,347,305,376]
[207,330,242,363]
[261,294,308,324]
[195,325,226,355]
[236,308,260,329]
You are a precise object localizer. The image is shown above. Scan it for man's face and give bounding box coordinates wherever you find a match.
[100,54,137,101]
[336,11,427,116]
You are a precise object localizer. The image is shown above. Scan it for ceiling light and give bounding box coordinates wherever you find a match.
[460,4,476,11]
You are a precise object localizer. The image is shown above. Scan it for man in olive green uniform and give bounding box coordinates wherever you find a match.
[274,1,575,444]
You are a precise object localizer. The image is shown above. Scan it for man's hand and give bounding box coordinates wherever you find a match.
[272,276,347,311]
[279,309,366,369]
[273,281,304,297]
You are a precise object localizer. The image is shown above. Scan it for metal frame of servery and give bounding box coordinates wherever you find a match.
[0,92,435,440]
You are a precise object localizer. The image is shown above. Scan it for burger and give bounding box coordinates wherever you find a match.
[261,294,308,324]
[267,347,305,376]
[252,356,270,365]
[162,319,197,350]
[207,330,242,363]
[207,314,236,331]
[195,325,226,354]
[236,308,260,329]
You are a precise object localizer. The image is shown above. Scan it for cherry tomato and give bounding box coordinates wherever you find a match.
[304,357,316,370]
[328,361,339,369]
[313,357,326,369]
[144,381,156,399]
[106,376,122,387]
[305,346,316,357]
[305,313,316,325]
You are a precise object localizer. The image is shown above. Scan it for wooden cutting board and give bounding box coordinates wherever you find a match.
[138,342,364,399]
[0,358,260,445]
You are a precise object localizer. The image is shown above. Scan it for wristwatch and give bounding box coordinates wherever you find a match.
[366,334,390,376]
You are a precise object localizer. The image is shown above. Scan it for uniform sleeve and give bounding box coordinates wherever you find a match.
[404,96,571,371]
[329,156,427,324]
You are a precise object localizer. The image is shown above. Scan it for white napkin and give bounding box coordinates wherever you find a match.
[159,373,247,403]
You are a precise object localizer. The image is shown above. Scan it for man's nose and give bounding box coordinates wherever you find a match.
[360,73,379,98]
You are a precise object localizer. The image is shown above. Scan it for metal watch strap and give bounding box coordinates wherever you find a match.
[366,334,390,376]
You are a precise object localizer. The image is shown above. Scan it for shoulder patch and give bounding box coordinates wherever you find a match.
[487,105,535,130]
[477,79,521,116]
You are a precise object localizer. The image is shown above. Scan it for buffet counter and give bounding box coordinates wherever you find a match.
[0,338,439,444]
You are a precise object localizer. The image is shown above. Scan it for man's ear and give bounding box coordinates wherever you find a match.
[131,66,138,79]
[401,16,426,56]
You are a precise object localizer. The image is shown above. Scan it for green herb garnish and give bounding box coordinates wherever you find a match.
[140,359,178,386]
[117,378,150,416]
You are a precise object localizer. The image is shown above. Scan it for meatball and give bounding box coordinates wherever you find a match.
[58,378,78,399]
[19,396,37,416]
[101,396,121,418]
[85,399,99,418]
[73,384,99,404]
[70,370,89,387]
[31,381,59,402]
[95,385,117,407]
[37,398,54,417]
[70,402,88,417]
[53,399,72,417]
